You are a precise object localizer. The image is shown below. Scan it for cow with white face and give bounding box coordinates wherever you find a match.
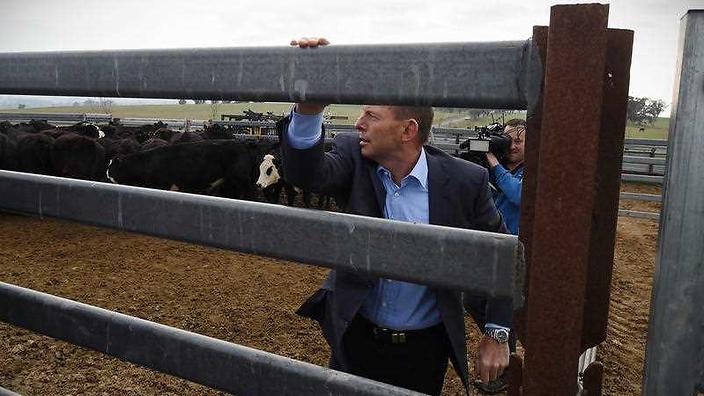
[255,151,334,209]
[256,152,295,205]
[256,154,281,190]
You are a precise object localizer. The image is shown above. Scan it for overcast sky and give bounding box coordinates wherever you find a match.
[1,0,702,111]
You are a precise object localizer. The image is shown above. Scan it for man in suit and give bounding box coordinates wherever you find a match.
[281,37,513,396]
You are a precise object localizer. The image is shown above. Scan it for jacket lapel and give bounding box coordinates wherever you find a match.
[427,150,452,226]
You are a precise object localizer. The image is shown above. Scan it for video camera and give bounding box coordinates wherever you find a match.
[458,123,512,169]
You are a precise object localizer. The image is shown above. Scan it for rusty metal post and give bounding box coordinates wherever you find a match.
[522,4,610,395]
[507,353,524,396]
[581,28,634,351]
[508,24,548,396]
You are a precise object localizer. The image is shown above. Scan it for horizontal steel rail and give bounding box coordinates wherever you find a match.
[624,138,668,146]
[0,42,542,110]
[0,112,112,123]
[622,156,666,165]
[621,174,664,184]
[620,192,662,202]
[0,170,522,303]
[0,282,421,396]
[618,209,660,220]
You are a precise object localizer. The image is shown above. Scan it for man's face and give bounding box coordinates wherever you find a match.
[505,125,526,164]
[354,105,405,162]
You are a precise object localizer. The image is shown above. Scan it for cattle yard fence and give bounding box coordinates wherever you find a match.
[3,4,698,396]
[0,111,664,222]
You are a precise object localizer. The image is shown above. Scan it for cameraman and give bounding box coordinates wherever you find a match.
[466,118,525,394]
[485,119,525,235]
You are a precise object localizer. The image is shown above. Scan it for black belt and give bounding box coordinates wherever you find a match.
[354,315,444,345]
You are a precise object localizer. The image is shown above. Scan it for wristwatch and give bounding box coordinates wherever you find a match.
[484,327,510,344]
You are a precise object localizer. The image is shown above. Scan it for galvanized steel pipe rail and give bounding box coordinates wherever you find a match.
[0,170,522,303]
[0,41,541,110]
[0,282,423,396]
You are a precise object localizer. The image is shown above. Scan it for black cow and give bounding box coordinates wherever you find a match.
[0,133,17,170]
[255,150,333,209]
[14,132,55,175]
[141,138,169,151]
[170,131,204,145]
[107,139,273,200]
[51,133,106,180]
[99,137,141,160]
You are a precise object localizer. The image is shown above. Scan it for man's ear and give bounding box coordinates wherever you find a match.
[401,119,420,143]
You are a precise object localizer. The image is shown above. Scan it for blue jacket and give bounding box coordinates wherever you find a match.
[490,163,524,235]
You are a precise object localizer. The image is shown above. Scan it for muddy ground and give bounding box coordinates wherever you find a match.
[0,183,660,395]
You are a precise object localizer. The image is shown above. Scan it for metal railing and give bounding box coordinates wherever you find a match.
[0,35,538,396]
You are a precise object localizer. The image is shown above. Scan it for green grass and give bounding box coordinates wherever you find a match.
[624,117,669,140]
[4,104,670,140]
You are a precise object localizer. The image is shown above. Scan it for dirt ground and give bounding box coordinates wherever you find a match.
[0,183,660,396]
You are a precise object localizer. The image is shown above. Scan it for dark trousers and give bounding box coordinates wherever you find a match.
[342,314,451,396]
[463,294,517,353]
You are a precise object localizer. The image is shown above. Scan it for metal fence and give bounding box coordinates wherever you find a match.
[0,4,637,396]
[0,24,535,396]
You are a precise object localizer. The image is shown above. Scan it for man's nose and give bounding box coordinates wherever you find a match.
[354,117,365,130]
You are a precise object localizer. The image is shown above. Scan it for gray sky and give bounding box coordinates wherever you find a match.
[1,0,702,111]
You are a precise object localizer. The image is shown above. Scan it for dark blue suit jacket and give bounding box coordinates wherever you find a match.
[278,117,511,392]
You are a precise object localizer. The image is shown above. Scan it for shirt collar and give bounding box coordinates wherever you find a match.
[376,148,429,192]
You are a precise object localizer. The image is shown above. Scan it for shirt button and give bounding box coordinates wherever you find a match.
[394,192,400,197]
[382,303,387,307]
[386,279,392,283]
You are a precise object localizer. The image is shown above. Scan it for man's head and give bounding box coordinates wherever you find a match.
[503,118,526,166]
[354,105,433,163]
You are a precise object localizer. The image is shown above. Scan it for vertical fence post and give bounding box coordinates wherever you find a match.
[643,10,704,396]
[581,28,634,351]
[508,24,548,396]
[521,4,610,395]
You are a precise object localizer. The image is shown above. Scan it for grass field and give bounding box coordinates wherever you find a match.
[4,103,669,140]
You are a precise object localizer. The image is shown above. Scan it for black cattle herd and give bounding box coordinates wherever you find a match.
[0,120,332,209]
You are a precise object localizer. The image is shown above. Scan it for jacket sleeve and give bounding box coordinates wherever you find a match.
[277,116,355,196]
[469,167,513,327]
[491,164,523,206]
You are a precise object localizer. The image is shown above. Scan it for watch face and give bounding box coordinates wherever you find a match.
[489,329,509,343]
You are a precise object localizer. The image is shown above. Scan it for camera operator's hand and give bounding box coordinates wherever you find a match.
[290,37,330,115]
[485,152,500,168]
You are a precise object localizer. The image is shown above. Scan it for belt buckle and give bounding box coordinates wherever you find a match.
[391,332,407,344]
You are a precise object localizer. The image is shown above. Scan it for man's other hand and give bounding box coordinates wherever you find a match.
[290,37,330,115]
[290,37,330,48]
[476,335,509,383]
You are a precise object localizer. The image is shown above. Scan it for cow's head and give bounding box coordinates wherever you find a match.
[256,154,280,189]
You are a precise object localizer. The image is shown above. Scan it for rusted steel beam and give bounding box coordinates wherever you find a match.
[522,4,610,396]
[582,361,604,396]
[508,24,548,396]
[507,353,524,396]
[514,25,549,346]
[581,28,634,350]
